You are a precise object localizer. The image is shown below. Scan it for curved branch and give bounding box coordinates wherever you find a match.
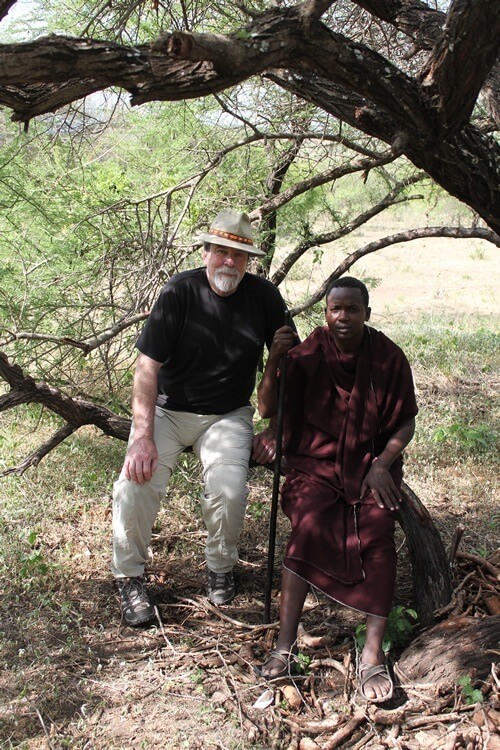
[290,225,500,315]
[250,148,395,224]
[0,352,131,440]
[1,312,150,355]
[1,423,77,476]
[1,332,90,352]
[271,173,427,286]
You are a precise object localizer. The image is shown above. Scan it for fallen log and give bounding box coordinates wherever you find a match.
[397,483,453,626]
[396,615,500,685]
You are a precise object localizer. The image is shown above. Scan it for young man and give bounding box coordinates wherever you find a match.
[112,208,288,626]
[256,277,418,703]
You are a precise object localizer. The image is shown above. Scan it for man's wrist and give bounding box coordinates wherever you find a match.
[134,432,155,443]
[372,455,392,470]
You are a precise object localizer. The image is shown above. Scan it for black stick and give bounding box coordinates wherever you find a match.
[263,311,290,624]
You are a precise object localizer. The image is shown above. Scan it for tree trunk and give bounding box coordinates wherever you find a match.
[396,615,500,685]
[398,483,453,627]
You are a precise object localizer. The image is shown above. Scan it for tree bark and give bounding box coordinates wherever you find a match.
[396,615,500,685]
[398,483,453,627]
[0,4,499,231]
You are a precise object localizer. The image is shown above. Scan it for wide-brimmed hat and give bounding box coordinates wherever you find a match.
[198,208,265,256]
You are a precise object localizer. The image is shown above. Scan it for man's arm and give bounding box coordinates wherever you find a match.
[257,325,297,418]
[359,417,416,511]
[252,325,298,464]
[123,352,163,485]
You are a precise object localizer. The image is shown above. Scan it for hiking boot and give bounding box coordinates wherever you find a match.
[117,576,155,627]
[207,569,235,605]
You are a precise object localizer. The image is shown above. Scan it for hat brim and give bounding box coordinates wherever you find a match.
[199,231,265,256]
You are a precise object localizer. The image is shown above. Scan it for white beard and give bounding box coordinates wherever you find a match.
[212,268,241,295]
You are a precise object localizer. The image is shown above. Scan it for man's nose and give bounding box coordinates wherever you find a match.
[224,256,236,267]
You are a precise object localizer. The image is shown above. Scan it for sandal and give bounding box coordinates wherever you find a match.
[357,661,394,703]
[254,648,299,682]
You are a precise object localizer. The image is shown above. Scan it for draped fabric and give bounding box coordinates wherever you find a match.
[280,325,418,618]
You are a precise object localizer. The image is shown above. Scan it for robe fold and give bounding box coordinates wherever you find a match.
[281,325,418,618]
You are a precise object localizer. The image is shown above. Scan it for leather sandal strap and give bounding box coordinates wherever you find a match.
[359,663,388,685]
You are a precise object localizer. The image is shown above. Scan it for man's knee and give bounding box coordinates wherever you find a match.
[203,462,249,505]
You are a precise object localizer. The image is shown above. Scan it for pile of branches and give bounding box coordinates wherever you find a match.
[436,527,500,620]
[140,539,499,750]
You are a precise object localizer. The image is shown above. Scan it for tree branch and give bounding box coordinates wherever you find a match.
[249,148,395,224]
[298,0,336,25]
[268,69,500,233]
[0,352,131,440]
[420,0,500,135]
[353,0,500,127]
[270,173,426,287]
[0,3,498,232]
[290,225,500,315]
[1,312,150,354]
[1,423,78,476]
[352,0,447,49]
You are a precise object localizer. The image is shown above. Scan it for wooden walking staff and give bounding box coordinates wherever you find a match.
[264,311,291,624]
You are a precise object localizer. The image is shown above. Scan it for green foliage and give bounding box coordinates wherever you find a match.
[247,499,264,520]
[457,675,483,705]
[432,422,498,454]
[394,324,499,377]
[355,606,418,654]
[296,652,311,674]
[189,667,205,684]
[18,530,52,580]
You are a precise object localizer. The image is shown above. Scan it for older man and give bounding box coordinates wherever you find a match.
[112,209,288,625]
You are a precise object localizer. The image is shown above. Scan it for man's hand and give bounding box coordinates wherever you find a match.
[269,325,298,358]
[360,461,401,511]
[252,427,277,465]
[123,436,159,484]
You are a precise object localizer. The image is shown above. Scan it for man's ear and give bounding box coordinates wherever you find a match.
[366,306,371,321]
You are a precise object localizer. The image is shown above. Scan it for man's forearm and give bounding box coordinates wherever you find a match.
[375,418,415,469]
[131,355,162,440]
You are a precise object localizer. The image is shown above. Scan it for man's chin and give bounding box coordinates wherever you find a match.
[214,275,239,294]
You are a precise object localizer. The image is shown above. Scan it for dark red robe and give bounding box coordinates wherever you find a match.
[281,325,418,618]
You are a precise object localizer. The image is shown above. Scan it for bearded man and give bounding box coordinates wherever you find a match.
[112,209,289,625]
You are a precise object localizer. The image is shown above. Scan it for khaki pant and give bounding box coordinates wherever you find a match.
[111,405,254,578]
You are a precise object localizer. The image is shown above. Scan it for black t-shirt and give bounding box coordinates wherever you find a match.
[136,267,288,414]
